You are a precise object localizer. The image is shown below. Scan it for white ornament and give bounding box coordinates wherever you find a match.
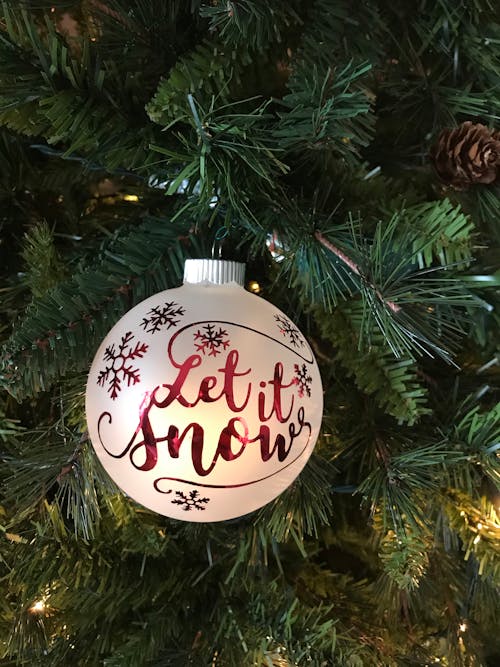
[86,260,323,522]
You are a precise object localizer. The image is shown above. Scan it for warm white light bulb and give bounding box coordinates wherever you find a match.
[29,600,46,614]
[247,280,261,294]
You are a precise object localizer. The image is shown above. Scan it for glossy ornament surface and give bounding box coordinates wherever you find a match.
[86,260,323,522]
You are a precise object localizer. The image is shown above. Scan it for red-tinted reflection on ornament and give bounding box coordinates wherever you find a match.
[97,322,313,489]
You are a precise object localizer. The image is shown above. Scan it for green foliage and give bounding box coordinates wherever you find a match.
[299,0,385,65]
[248,196,478,366]
[312,212,475,362]
[150,96,287,221]
[2,377,103,543]
[401,198,475,269]
[21,222,65,298]
[444,401,500,490]
[265,206,358,312]
[317,303,430,424]
[3,424,78,515]
[375,1,500,156]
[443,490,500,580]
[90,0,204,85]
[458,184,500,242]
[357,442,464,531]
[274,61,374,167]
[0,400,23,442]
[0,214,195,399]
[0,1,499,665]
[254,453,335,544]
[146,39,250,126]
[378,527,432,591]
[200,0,302,52]
[352,214,475,362]
[0,3,154,170]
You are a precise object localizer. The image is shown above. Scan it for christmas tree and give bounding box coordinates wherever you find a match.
[1,1,499,665]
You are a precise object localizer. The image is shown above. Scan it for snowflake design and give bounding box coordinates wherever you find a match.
[171,489,210,512]
[141,301,185,334]
[194,323,230,357]
[96,331,148,400]
[274,314,304,348]
[294,363,312,398]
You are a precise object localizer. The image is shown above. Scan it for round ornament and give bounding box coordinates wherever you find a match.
[85,259,323,522]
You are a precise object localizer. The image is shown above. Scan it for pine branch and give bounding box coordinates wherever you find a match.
[0,4,155,170]
[89,0,204,87]
[462,22,500,88]
[407,0,500,78]
[317,303,430,424]
[4,500,186,665]
[371,546,467,649]
[244,195,479,365]
[315,230,400,313]
[275,225,357,312]
[150,95,288,222]
[146,38,247,127]
[243,194,360,311]
[205,578,383,666]
[299,0,386,65]
[358,442,465,532]
[469,572,500,636]
[254,453,335,543]
[274,60,374,166]
[442,490,500,579]
[444,401,500,491]
[457,184,500,242]
[2,377,102,537]
[376,12,500,150]
[2,426,75,514]
[0,399,23,442]
[377,526,433,591]
[0,215,195,399]
[400,199,475,269]
[314,213,477,363]
[199,0,303,52]
[21,222,66,298]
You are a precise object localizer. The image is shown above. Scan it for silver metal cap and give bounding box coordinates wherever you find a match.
[183,259,245,286]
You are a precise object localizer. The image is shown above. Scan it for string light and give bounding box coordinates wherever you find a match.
[473,534,481,544]
[29,599,47,614]
[247,280,261,294]
[123,194,139,202]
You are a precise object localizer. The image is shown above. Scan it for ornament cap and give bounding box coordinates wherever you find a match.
[183,259,245,286]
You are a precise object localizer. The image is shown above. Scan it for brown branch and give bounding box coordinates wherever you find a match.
[315,230,402,313]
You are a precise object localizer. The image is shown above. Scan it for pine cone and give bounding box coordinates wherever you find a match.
[429,121,500,190]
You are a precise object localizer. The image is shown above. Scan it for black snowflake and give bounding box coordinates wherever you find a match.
[294,363,312,398]
[194,323,230,357]
[274,314,304,348]
[171,489,210,512]
[97,331,148,400]
[141,301,185,334]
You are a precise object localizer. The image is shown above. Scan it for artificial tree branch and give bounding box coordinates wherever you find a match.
[315,230,401,313]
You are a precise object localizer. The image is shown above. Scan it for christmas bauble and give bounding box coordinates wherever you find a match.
[85,260,323,522]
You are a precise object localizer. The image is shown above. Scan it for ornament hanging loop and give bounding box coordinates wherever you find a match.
[211,226,229,259]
